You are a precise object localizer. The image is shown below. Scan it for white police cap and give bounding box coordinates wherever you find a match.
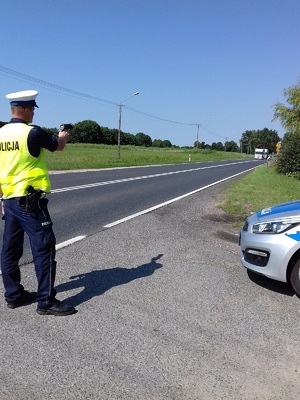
[6,90,39,108]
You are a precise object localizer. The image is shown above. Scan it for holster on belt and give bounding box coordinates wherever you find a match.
[26,185,44,211]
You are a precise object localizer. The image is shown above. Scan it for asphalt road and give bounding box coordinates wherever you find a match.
[49,159,264,238]
[0,170,299,400]
[0,159,264,265]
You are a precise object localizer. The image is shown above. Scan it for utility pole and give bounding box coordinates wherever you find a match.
[117,92,139,159]
[196,124,200,143]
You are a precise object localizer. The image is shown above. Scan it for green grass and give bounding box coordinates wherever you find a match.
[220,162,300,226]
[45,143,251,170]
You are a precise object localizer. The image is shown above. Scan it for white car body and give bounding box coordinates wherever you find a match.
[239,201,300,294]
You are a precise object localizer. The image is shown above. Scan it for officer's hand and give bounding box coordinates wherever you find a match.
[58,130,70,142]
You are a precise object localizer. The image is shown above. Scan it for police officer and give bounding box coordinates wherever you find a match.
[0,90,76,316]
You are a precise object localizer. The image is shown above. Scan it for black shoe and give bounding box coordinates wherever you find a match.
[6,291,37,309]
[36,299,77,316]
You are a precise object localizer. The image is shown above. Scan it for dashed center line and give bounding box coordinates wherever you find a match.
[54,160,256,248]
[51,161,251,193]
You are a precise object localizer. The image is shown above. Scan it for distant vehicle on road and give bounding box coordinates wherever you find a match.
[254,148,269,159]
[239,200,300,297]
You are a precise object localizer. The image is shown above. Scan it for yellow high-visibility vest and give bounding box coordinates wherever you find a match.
[0,123,51,199]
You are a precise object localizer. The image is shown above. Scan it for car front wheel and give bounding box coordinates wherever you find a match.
[290,259,300,297]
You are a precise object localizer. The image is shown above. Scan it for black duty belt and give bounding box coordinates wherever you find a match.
[12,196,26,202]
[9,191,45,211]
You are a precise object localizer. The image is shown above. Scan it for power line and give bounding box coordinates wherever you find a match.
[0,65,118,107]
[0,65,229,142]
[0,65,201,127]
[124,105,198,126]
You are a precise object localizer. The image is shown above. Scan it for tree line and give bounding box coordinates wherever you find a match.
[43,120,173,148]
[1,79,299,167]
[0,117,281,153]
[41,119,281,153]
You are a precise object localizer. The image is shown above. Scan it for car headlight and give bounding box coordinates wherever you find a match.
[252,221,296,234]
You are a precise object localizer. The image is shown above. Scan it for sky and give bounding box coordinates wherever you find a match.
[0,0,299,147]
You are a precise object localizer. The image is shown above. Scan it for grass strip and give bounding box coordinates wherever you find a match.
[220,163,300,226]
[45,144,251,170]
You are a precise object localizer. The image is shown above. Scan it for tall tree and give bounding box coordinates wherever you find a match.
[101,126,117,145]
[240,129,280,154]
[211,142,224,151]
[153,139,163,147]
[273,82,300,134]
[273,82,300,175]
[71,120,103,144]
[224,140,238,152]
[162,140,172,148]
[122,132,136,145]
[135,132,152,147]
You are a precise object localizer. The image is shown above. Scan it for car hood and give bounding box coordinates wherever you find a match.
[256,200,300,221]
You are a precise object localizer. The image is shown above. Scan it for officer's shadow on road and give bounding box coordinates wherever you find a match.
[55,254,163,307]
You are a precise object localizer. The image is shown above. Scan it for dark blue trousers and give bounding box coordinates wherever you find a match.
[1,197,57,308]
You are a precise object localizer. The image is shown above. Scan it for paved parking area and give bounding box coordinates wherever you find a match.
[1,185,299,399]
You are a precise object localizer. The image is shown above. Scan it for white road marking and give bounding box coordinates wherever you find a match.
[104,166,257,228]
[56,235,86,249]
[53,161,258,244]
[51,160,253,193]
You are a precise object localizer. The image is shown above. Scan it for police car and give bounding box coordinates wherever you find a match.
[239,200,300,297]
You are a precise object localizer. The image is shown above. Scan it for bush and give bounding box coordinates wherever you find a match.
[276,131,300,176]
